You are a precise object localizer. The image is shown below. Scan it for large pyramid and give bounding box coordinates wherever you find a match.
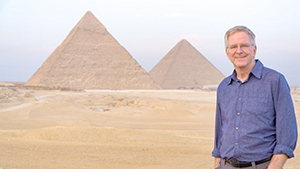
[149,39,224,89]
[26,11,160,90]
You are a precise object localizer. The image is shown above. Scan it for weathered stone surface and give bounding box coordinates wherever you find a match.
[26,11,160,90]
[149,39,224,89]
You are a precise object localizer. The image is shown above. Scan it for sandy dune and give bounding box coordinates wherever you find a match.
[0,87,299,168]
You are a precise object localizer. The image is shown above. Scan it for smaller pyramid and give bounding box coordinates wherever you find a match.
[149,39,224,89]
[25,11,160,90]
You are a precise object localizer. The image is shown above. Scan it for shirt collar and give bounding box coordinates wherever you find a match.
[227,59,263,85]
[251,59,263,79]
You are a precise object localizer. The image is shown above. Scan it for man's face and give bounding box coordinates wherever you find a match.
[226,31,257,70]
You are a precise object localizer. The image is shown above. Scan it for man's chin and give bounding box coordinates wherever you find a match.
[234,61,247,68]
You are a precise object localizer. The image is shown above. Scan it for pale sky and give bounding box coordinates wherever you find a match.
[1,0,299,86]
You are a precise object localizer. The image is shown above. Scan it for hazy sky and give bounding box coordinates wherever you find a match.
[1,0,299,86]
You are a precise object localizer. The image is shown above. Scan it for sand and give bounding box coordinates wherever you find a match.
[0,86,299,169]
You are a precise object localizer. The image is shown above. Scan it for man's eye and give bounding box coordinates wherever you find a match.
[241,44,250,48]
[230,46,237,49]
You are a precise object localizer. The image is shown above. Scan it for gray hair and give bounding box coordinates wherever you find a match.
[224,26,256,48]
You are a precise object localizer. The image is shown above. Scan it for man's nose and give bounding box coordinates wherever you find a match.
[236,46,243,53]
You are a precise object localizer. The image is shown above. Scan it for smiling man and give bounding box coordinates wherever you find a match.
[212,26,297,169]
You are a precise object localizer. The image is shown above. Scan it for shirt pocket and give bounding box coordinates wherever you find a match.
[244,96,269,115]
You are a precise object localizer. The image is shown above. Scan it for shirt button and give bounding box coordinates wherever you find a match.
[237,113,240,115]
[236,127,239,130]
[239,98,241,100]
[235,143,238,145]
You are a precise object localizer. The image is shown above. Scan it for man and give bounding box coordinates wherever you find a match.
[212,26,297,169]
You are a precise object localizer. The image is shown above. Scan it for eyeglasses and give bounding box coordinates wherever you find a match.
[227,43,254,51]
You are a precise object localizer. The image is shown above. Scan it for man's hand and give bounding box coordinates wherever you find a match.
[214,157,221,168]
[267,154,288,169]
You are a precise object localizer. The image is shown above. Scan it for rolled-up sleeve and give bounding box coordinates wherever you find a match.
[212,88,222,158]
[273,75,298,158]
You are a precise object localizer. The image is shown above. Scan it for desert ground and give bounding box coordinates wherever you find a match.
[0,83,299,169]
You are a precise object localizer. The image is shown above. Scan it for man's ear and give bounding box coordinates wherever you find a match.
[225,48,230,59]
[253,45,257,58]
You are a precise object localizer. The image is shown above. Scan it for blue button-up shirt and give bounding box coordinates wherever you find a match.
[212,60,297,162]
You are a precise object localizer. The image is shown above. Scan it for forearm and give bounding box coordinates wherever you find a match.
[214,157,221,168]
[267,154,288,169]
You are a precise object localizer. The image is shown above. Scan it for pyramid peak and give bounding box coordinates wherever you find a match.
[179,39,190,43]
[74,11,106,33]
[83,11,95,18]
[177,39,192,46]
[171,39,194,52]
